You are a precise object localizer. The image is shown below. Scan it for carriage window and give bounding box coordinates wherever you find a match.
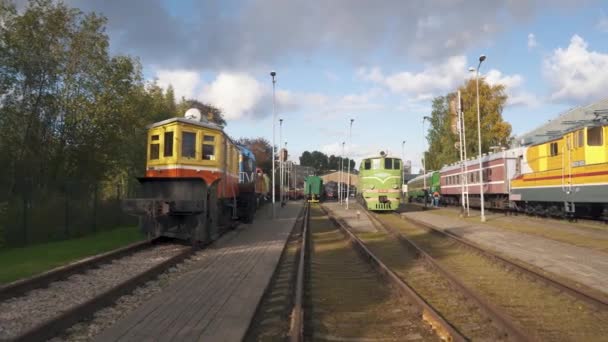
[182,132,196,158]
[363,159,371,170]
[163,131,173,157]
[550,142,558,156]
[202,135,216,160]
[587,126,603,146]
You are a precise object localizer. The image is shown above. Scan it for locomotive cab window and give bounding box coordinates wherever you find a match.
[372,159,381,169]
[550,142,558,156]
[587,126,603,146]
[384,158,393,169]
[181,132,196,158]
[163,131,174,157]
[202,135,216,160]
[363,159,371,170]
[394,159,401,169]
[150,135,160,160]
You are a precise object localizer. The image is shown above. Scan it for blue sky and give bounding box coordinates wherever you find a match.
[61,0,608,172]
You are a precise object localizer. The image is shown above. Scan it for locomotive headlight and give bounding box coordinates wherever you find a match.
[369,185,375,190]
[393,185,398,189]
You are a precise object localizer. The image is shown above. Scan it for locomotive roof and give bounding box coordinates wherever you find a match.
[516,98,608,146]
[440,147,526,173]
[147,117,225,131]
[147,117,240,145]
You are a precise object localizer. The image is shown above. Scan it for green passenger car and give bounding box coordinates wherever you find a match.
[357,153,403,211]
[407,171,440,203]
[304,176,323,202]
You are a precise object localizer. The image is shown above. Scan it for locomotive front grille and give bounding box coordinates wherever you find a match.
[375,202,392,210]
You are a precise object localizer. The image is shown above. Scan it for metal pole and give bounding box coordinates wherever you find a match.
[462,91,470,216]
[402,140,406,203]
[476,56,486,222]
[270,71,276,218]
[422,117,429,208]
[285,141,288,201]
[346,119,354,209]
[458,91,465,217]
[340,142,345,204]
[279,118,283,206]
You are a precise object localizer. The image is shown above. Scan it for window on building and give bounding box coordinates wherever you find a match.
[550,142,558,156]
[587,126,603,146]
[164,131,173,157]
[182,132,196,158]
[363,159,371,170]
[202,135,216,160]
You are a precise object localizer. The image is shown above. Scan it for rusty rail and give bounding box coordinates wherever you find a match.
[289,203,309,342]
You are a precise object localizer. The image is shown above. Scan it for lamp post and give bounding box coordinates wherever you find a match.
[285,141,288,202]
[270,71,276,218]
[279,118,283,206]
[346,118,354,209]
[422,116,431,208]
[340,141,345,204]
[401,140,406,203]
[469,54,486,222]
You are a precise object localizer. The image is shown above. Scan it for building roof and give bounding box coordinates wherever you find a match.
[516,98,608,146]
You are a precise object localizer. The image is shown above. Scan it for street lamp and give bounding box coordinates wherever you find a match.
[340,141,345,205]
[279,118,283,206]
[270,71,277,218]
[469,54,486,222]
[284,141,288,203]
[401,140,406,203]
[422,116,431,208]
[346,118,354,209]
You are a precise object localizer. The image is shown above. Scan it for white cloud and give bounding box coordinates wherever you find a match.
[543,34,608,102]
[155,69,201,100]
[598,12,608,32]
[358,56,468,99]
[484,69,539,107]
[527,33,537,49]
[199,73,265,120]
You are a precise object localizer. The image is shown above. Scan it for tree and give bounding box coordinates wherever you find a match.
[424,78,511,170]
[237,137,273,174]
[177,99,226,126]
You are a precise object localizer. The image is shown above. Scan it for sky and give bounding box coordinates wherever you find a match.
[31,0,608,171]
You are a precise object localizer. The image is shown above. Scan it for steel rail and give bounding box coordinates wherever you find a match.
[289,203,309,342]
[320,205,467,342]
[0,239,153,301]
[401,212,608,310]
[366,211,530,342]
[12,245,193,342]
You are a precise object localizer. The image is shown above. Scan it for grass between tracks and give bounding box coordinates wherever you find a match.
[0,226,143,284]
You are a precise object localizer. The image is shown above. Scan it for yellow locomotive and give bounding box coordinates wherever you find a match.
[510,122,608,219]
[123,109,259,244]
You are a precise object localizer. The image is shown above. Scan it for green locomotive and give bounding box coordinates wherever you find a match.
[304,176,323,202]
[357,152,403,211]
[407,171,440,204]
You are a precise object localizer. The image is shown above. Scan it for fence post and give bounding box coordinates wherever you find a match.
[64,182,69,238]
[92,182,97,233]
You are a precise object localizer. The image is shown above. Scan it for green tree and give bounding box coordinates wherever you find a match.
[425,78,511,170]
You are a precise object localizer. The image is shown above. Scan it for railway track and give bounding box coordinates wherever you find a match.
[371,210,608,341]
[247,203,462,342]
[0,239,193,342]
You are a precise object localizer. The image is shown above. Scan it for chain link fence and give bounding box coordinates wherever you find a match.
[0,179,140,248]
